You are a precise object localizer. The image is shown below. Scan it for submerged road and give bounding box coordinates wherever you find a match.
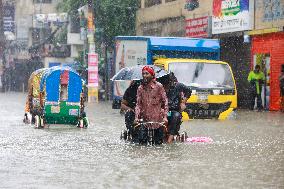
[0,92,283,188]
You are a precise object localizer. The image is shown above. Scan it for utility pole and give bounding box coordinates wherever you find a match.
[87,0,99,102]
[0,0,5,58]
[0,0,5,92]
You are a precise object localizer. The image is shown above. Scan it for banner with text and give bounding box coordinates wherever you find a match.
[88,53,99,87]
[185,16,210,38]
[212,0,252,34]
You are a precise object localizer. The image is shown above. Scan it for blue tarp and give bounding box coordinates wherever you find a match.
[115,36,220,63]
[115,36,220,52]
[148,37,220,52]
[40,66,82,103]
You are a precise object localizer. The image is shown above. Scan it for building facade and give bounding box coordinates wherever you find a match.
[137,0,284,110]
[0,0,82,92]
[249,0,284,111]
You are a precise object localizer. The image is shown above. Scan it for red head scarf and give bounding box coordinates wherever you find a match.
[142,66,155,77]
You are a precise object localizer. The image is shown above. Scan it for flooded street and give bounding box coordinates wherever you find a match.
[0,92,283,189]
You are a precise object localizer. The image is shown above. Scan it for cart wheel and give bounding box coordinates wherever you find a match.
[78,119,84,128]
[34,115,40,129]
[40,116,45,128]
[120,130,128,140]
[83,117,89,128]
[23,113,28,124]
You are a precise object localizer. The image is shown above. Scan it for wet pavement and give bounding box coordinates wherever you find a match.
[0,92,283,189]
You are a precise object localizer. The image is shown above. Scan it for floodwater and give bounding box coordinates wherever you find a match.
[0,92,283,189]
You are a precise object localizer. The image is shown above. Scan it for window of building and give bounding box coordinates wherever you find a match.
[33,0,52,4]
[145,0,161,8]
[32,28,40,44]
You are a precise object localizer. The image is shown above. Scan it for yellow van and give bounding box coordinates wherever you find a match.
[154,58,237,120]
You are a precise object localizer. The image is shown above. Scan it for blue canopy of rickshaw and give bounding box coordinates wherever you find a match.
[40,66,82,103]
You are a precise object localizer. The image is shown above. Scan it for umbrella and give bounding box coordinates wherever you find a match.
[111,65,169,81]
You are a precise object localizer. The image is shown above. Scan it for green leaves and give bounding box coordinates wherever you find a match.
[58,0,139,47]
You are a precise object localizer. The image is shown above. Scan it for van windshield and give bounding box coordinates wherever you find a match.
[168,62,235,89]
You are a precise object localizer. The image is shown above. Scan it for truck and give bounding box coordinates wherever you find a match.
[112,36,237,120]
[113,36,220,106]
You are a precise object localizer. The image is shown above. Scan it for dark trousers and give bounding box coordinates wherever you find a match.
[167,110,182,135]
[250,93,263,110]
[125,110,135,134]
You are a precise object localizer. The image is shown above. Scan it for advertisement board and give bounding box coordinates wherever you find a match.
[33,13,68,28]
[185,16,211,38]
[212,0,253,34]
[115,40,147,72]
[88,53,99,102]
[3,3,15,33]
[88,53,99,87]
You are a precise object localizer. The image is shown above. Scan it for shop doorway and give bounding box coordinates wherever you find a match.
[253,53,270,110]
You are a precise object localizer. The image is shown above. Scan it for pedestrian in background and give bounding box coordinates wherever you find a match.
[279,64,284,112]
[247,65,265,111]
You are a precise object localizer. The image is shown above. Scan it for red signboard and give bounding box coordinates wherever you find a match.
[88,70,99,87]
[185,16,209,38]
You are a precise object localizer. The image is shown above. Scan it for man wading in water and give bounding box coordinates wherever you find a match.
[134,66,168,144]
[159,72,191,143]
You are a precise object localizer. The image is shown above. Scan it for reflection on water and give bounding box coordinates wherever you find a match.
[0,93,283,188]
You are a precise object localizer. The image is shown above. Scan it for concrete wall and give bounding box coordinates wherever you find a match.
[182,0,212,18]
[137,0,214,36]
[254,0,284,29]
[137,0,284,36]
[43,57,74,68]
[13,0,63,59]
[136,0,183,36]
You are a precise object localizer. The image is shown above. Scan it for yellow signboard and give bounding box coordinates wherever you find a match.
[88,87,98,103]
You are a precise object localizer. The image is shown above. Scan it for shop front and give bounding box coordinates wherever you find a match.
[250,31,284,111]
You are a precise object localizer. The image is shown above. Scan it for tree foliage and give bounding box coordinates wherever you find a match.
[94,0,139,47]
[57,0,139,47]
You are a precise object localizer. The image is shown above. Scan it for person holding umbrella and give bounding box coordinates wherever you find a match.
[120,79,141,140]
[134,66,168,144]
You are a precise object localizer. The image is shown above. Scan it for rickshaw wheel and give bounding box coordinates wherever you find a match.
[34,115,40,129]
[180,131,188,142]
[83,117,89,128]
[77,119,84,128]
[120,130,128,140]
[40,116,45,128]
